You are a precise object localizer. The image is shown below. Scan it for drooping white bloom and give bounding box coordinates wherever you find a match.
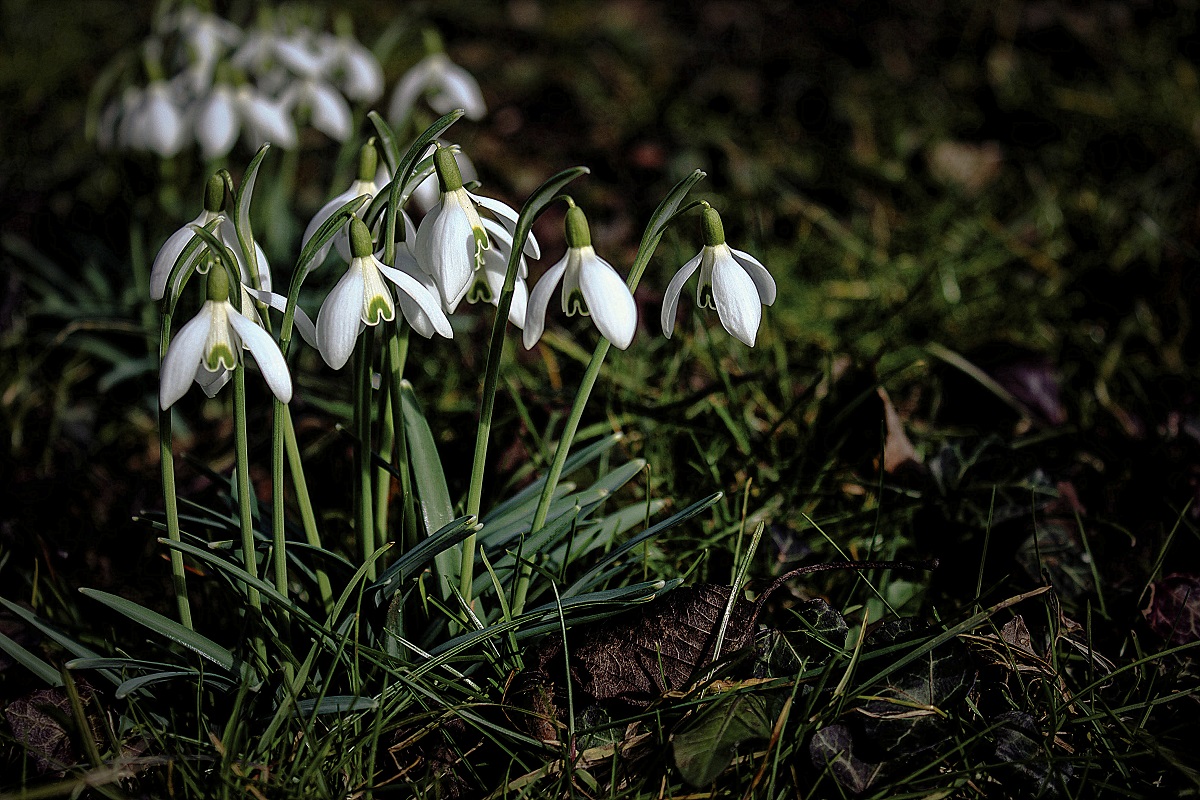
[388,52,486,126]
[150,175,273,302]
[235,86,298,150]
[159,267,291,408]
[523,205,636,350]
[274,35,352,142]
[195,84,239,159]
[316,218,452,370]
[469,218,532,328]
[126,81,187,157]
[414,146,529,312]
[661,205,776,347]
[317,32,384,102]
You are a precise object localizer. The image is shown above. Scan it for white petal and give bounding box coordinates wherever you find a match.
[384,255,439,337]
[228,307,293,403]
[274,38,324,78]
[480,261,528,328]
[579,253,637,349]
[301,187,358,267]
[411,174,440,214]
[316,267,366,369]
[197,87,239,160]
[661,251,703,338]
[194,364,231,397]
[143,83,185,157]
[160,306,214,408]
[237,89,297,149]
[415,198,474,311]
[730,247,777,306]
[377,261,454,338]
[307,81,352,141]
[150,212,208,301]
[387,58,435,125]
[340,43,384,101]
[712,252,764,346]
[437,62,486,119]
[246,288,318,348]
[522,256,568,349]
[469,193,540,259]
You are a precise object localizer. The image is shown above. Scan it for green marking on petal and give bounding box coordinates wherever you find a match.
[472,226,490,268]
[364,294,394,326]
[566,289,589,317]
[206,343,237,371]
[698,282,716,310]
[468,276,492,304]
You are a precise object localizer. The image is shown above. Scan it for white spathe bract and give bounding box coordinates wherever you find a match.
[159,295,292,408]
[523,246,637,350]
[315,251,452,370]
[388,52,486,125]
[661,243,776,347]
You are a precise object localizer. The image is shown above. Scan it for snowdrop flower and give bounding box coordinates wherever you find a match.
[468,218,533,328]
[235,86,298,150]
[159,266,291,408]
[523,204,637,350]
[124,81,187,157]
[302,143,384,265]
[275,35,352,142]
[318,32,384,102]
[195,83,239,159]
[414,146,529,312]
[661,205,776,347]
[388,51,486,127]
[316,218,452,370]
[150,175,272,302]
[163,7,242,92]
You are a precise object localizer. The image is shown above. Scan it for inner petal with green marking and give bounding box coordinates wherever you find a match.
[358,258,396,326]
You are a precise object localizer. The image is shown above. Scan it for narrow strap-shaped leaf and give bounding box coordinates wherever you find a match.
[647,168,707,242]
[369,515,478,602]
[0,630,62,686]
[0,598,118,686]
[115,670,235,699]
[79,588,237,673]
[292,696,378,716]
[295,195,369,280]
[399,380,459,599]
[482,433,624,523]
[564,491,723,597]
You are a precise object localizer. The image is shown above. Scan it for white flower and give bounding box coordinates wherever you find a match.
[274,36,353,141]
[195,84,239,159]
[316,218,452,370]
[159,267,291,408]
[300,143,418,267]
[125,82,187,157]
[661,206,776,347]
[388,52,486,126]
[523,205,636,350]
[150,175,273,302]
[235,86,298,150]
[414,146,528,312]
[317,32,384,102]
[468,218,532,328]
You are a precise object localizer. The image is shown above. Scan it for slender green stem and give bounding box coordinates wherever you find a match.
[232,364,266,667]
[271,396,289,617]
[282,407,333,612]
[385,326,417,554]
[512,221,671,615]
[374,367,395,547]
[461,167,590,606]
[355,334,377,579]
[157,313,193,629]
